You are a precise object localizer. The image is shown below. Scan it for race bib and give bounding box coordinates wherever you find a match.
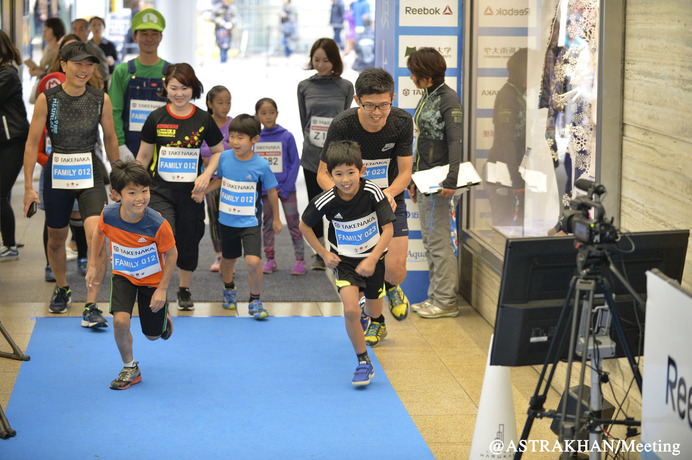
[111,242,162,279]
[129,99,166,132]
[157,146,200,182]
[333,212,380,257]
[309,116,332,148]
[51,152,94,189]
[219,178,257,216]
[255,142,283,174]
[362,159,390,188]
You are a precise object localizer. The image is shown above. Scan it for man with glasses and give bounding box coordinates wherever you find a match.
[317,68,413,347]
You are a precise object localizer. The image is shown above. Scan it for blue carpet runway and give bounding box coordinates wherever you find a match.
[3,317,433,459]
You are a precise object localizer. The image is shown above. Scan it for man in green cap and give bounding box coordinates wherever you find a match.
[109,8,169,162]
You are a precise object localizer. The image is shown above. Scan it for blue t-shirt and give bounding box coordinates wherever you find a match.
[216,150,279,228]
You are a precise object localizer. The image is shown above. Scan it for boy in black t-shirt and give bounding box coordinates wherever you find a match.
[300,141,395,386]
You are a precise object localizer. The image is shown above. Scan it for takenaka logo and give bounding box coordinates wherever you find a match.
[484,6,530,16]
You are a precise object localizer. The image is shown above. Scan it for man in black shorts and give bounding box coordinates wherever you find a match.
[317,68,413,344]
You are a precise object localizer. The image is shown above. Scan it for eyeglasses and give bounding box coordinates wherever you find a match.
[359,101,392,112]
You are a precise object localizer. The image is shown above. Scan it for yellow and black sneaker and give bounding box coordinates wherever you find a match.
[364,320,388,347]
[386,285,409,320]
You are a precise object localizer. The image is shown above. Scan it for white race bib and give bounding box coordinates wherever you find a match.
[111,242,162,279]
[129,99,166,132]
[362,158,391,188]
[255,142,283,174]
[333,212,380,257]
[51,152,94,189]
[219,178,257,216]
[157,146,200,182]
[309,116,332,148]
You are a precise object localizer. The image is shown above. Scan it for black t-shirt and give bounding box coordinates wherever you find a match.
[45,85,103,154]
[140,104,224,192]
[320,107,413,204]
[302,179,396,259]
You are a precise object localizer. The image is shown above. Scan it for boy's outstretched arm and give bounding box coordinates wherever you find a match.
[267,188,283,235]
[299,220,341,270]
[86,225,107,290]
[150,246,178,312]
[355,222,393,277]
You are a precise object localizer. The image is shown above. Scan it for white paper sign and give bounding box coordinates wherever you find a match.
[255,142,283,173]
[128,99,166,132]
[51,152,94,189]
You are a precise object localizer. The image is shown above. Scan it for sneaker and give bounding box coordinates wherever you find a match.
[248,299,269,320]
[160,313,173,340]
[49,286,72,314]
[411,298,434,312]
[352,362,375,386]
[222,287,237,310]
[416,304,460,319]
[77,258,88,277]
[311,254,325,271]
[177,288,194,311]
[364,320,387,347]
[65,244,78,261]
[291,259,306,275]
[81,303,108,328]
[386,285,410,321]
[110,363,142,390]
[262,258,277,274]
[45,265,56,282]
[210,256,221,272]
[0,245,18,260]
[359,296,369,331]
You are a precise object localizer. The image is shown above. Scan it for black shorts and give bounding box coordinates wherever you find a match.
[334,254,386,299]
[393,201,408,238]
[43,156,107,228]
[110,274,168,337]
[219,224,261,259]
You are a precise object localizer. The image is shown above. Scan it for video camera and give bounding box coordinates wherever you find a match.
[562,179,619,245]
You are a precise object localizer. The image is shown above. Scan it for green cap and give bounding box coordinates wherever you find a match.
[132,8,166,32]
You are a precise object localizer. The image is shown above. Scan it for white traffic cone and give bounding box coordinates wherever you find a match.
[469,335,518,459]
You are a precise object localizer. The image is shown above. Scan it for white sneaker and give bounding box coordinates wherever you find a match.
[411,299,433,312]
[0,246,19,260]
[416,304,459,319]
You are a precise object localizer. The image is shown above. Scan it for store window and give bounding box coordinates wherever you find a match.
[468,0,613,255]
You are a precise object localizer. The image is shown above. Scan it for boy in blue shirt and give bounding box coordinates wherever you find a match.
[300,140,395,386]
[199,114,282,319]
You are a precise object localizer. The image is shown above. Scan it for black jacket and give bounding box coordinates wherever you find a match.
[0,65,30,143]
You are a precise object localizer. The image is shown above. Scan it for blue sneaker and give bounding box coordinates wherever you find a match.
[81,303,108,328]
[359,296,369,331]
[49,286,71,314]
[77,258,88,277]
[352,362,374,386]
[248,299,269,320]
[45,265,56,282]
[222,287,237,310]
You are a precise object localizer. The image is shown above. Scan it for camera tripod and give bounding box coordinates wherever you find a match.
[515,246,643,460]
[0,320,30,439]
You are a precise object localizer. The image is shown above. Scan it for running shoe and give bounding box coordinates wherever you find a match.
[222,287,237,310]
[110,363,141,390]
[386,285,410,321]
[248,299,269,320]
[416,304,460,319]
[411,298,434,312]
[49,286,72,314]
[291,259,306,275]
[177,288,194,311]
[352,362,375,386]
[364,320,387,347]
[0,245,18,260]
[77,258,88,277]
[160,313,173,340]
[262,258,277,274]
[45,265,56,282]
[359,296,369,331]
[81,303,108,328]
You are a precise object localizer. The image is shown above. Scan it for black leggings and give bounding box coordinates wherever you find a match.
[303,168,324,240]
[0,137,26,247]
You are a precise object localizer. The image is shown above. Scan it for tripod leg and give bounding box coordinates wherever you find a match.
[0,321,30,361]
[601,288,643,392]
[0,403,16,439]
